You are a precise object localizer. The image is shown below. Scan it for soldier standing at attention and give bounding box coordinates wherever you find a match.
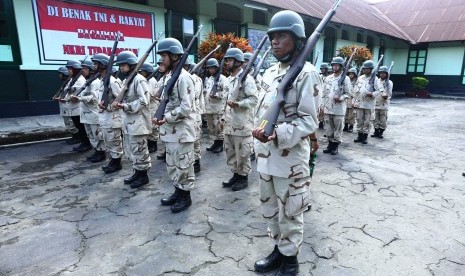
[70,58,106,162]
[94,53,124,174]
[353,60,379,144]
[153,38,196,213]
[252,10,319,276]
[322,57,351,155]
[204,58,227,153]
[221,48,257,191]
[113,51,152,188]
[62,60,91,153]
[55,66,79,145]
[372,66,393,139]
[343,67,357,132]
[318,62,331,129]
[139,63,159,153]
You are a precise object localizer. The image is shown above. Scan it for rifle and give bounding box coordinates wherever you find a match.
[210,43,232,97]
[384,61,394,96]
[190,44,221,75]
[101,33,121,109]
[112,32,164,105]
[154,25,203,120]
[313,51,320,65]
[336,48,357,97]
[67,72,101,100]
[367,54,384,93]
[58,72,83,100]
[52,77,70,99]
[252,45,271,79]
[259,0,344,137]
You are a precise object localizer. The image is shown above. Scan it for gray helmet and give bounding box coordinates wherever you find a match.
[378,66,389,73]
[140,63,155,73]
[81,58,95,69]
[66,59,82,69]
[91,53,110,66]
[185,58,193,66]
[243,52,253,61]
[331,56,345,66]
[224,48,244,62]
[115,51,138,65]
[320,62,330,70]
[348,68,358,74]
[156,38,184,55]
[58,66,69,76]
[206,58,219,68]
[362,60,375,69]
[267,10,305,39]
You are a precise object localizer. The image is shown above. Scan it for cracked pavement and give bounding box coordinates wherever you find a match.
[1,98,465,275]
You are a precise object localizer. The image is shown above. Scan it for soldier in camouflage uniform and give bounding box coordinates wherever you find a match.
[153,38,196,213]
[204,58,227,153]
[112,51,151,188]
[70,58,106,162]
[252,10,320,276]
[55,66,80,145]
[371,66,393,139]
[344,67,358,132]
[322,56,351,155]
[154,59,167,161]
[353,60,379,144]
[94,54,124,174]
[221,48,258,191]
[318,62,331,129]
[139,63,159,153]
[61,60,91,153]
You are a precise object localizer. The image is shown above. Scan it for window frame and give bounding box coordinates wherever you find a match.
[0,0,21,68]
[407,48,428,74]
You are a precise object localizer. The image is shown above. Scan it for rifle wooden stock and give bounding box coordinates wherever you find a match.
[68,73,101,100]
[101,33,121,108]
[336,48,356,97]
[113,32,163,104]
[53,77,70,99]
[190,44,221,75]
[252,46,271,79]
[260,0,343,137]
[154,25,203,120]
[210,43,232,97]
[367,54,384,93]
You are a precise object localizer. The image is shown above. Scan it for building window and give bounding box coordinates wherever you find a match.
[341,30,349,40]
[323,27,336,62]
[253,10,266,25]
[215,3,241,35]
[366,35,374,53]
[357,33,363,43]
[0,0,21,65]
[407,49,427,73]
[165,11,197,55]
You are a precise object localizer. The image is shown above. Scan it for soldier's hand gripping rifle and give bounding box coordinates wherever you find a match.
[252,45,272,80]
[210,43,232,97]
[367,54,384,94]
[335,48,357,98]
[68,72,101,101]
[112,32,164,106]
[259,0,344,137]
[190,44,221,75]
[154,25,203,121]
[100,33,121,109]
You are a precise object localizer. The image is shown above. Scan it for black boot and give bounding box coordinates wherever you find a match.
[194,159,201,173]
[223,173,239,187]
[254,245,284,273]
[231,175,248,191]
[103,158,122,174]
[161,187,182,206]
[371,128,380,137]
[212,140,224,153]
[130,170,149,188]
[318,121,324,129]
[362,133,368,144]
[354,132,363,143]
[378,129,385,139]
[276,255,299,276]
[331,142,339,155]
[343,123,349,132]
[147,140,157,153]
[206,140,219,151]
[89,150,106,163]
[73,143,92,153]
[323,142,334,154]
[171,190,192,213]
[124,170,139,184]
[348,124,354,132]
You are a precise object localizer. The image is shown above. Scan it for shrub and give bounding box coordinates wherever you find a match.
[412,77,429,90]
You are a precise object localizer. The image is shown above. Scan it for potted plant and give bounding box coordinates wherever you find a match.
[406,77,430,98]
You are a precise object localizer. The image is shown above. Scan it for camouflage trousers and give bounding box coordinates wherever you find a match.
[259,173,311,256]
[123,134,151,170]
[224,134,253,176]
[166,142,195,191]
[194,114,202,161]
[102,128,123,159]
[157,140,166,158]
[147,125,159,142]
[356,108,373,134]
[63,116,78,134]
[317,109,325,124]
[205,113,224,140]
[344,107,356,125]
[324,114,344,143]
[84,124,105,151]
[372,109,388,129]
